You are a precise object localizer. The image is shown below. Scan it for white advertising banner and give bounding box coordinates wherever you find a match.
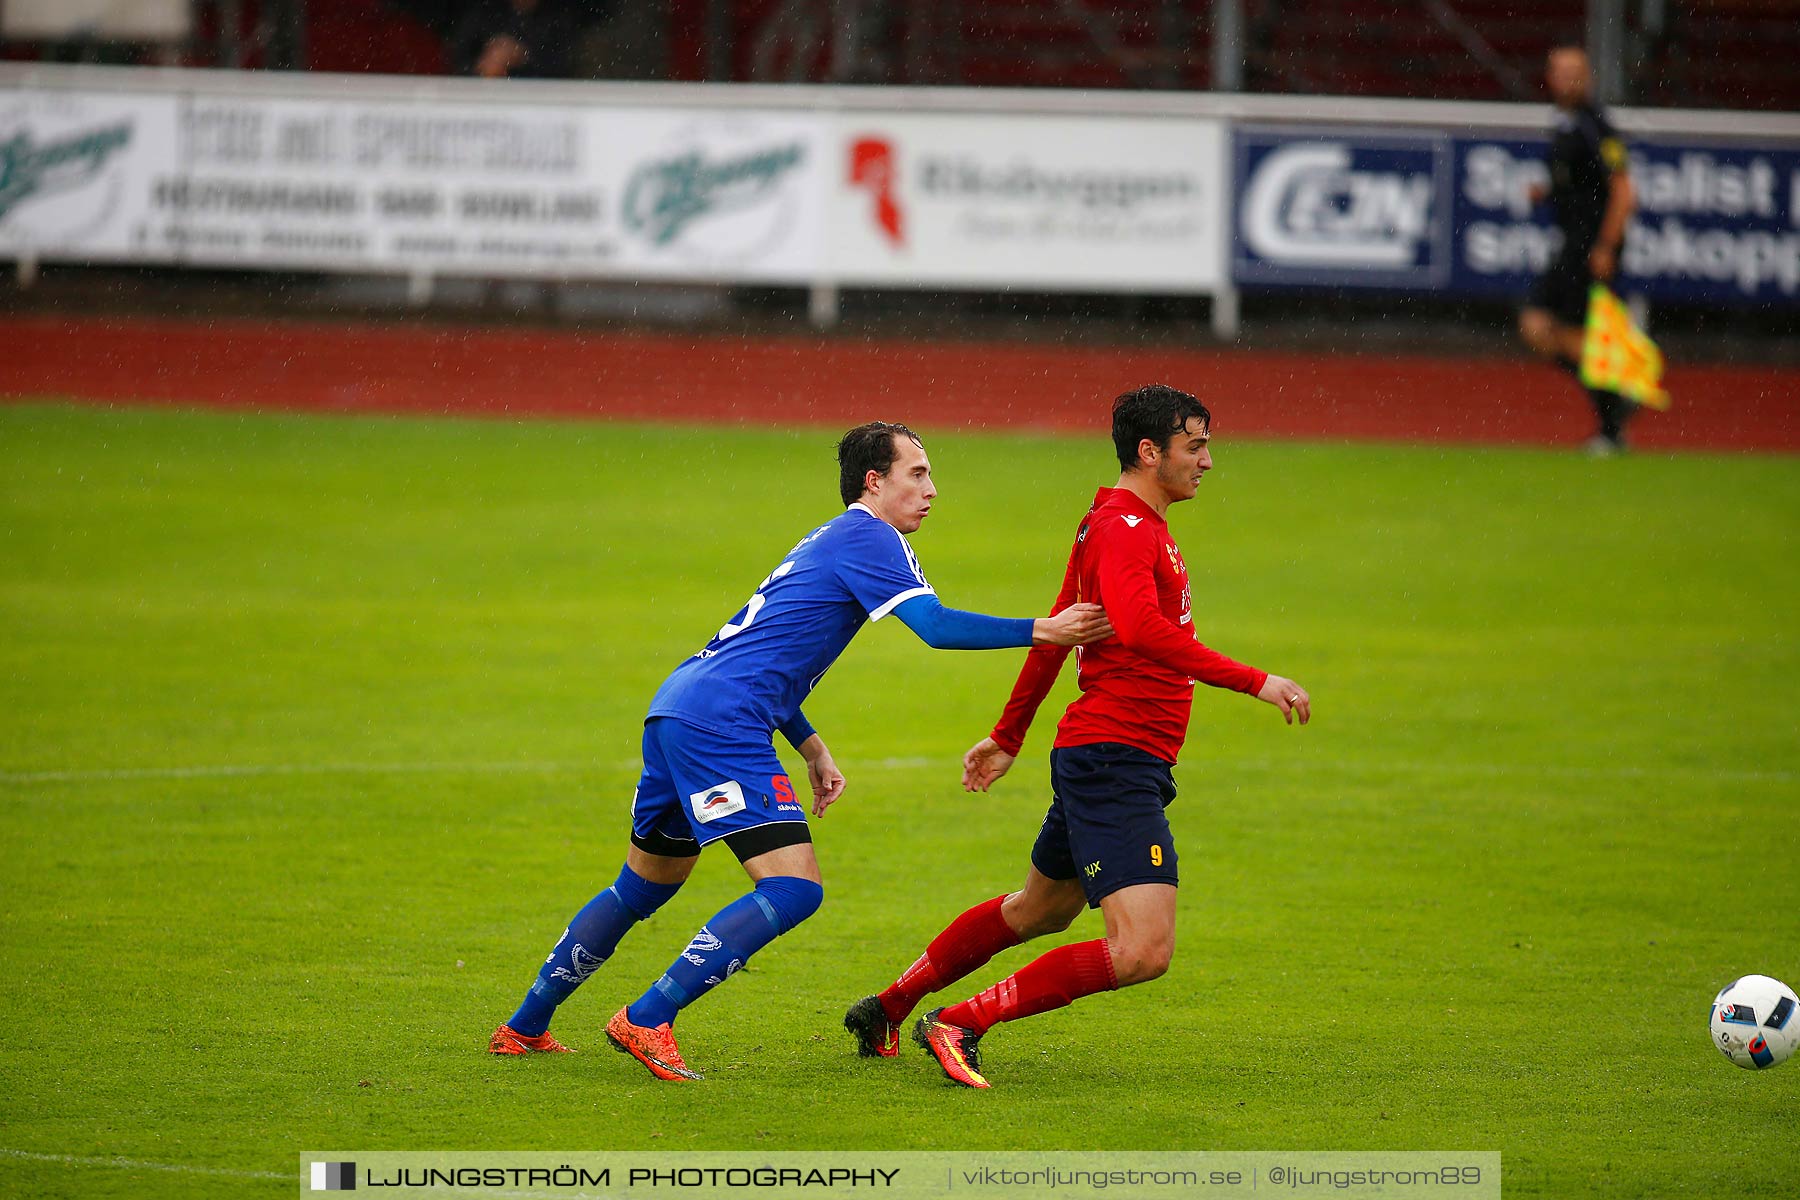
[609,111,826,281]
[1,87,828,282]
[2,73,1228,295]
[828,112,1226,291]
[0,89,179,261]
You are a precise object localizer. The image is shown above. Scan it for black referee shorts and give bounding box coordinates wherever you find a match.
[1526,247,1594,328]
[1031,742,1179,908]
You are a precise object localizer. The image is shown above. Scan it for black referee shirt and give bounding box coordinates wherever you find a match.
[1547,102,1628,257]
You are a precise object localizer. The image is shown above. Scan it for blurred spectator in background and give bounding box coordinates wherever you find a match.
[450,0,579,79]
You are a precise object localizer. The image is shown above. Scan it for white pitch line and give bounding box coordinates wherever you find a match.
[0,760,588,785]
[0,755,1789,788]
[0,1147,286,1180]
[871,756,936,770]
[0,755,942,786]
[1231,757,1797,785]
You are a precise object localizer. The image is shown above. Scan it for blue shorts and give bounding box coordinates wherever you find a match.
[630,717,809,858]
[1031,742,1179,907]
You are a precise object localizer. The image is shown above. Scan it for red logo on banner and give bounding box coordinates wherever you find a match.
[848,136,905,248]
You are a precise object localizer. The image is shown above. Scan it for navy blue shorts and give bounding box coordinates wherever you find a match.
[630,717,809,858]
[1031,742,1179,907]
[1526,247,1594,328]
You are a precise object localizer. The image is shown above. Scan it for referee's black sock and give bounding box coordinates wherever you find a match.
[1557,355,1630,446]
[1588,387,1632,445]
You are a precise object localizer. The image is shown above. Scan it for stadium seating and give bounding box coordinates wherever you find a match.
[1649,0,1800,110]
[305,0,446,75]
[3,0,1794,110]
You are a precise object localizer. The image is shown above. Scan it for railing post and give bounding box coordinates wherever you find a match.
[1211,285,1240,339]
[1212,115,1239,338]
[706,0,732,81]
[1587,0,1626,104]
[809,280,840,329]
[1212,0,1243,92]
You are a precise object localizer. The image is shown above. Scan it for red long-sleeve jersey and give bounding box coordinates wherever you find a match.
[991,486,1267,764]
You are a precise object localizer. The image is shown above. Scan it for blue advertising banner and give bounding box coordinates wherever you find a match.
[1454,135,1800,307]
[1232,127,1453,289]
[1234,125,1800,307]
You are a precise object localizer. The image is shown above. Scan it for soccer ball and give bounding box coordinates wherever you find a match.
[1709,975,1798,1070]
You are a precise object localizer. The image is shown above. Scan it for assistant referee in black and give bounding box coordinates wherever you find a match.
[1517,45,1640,456]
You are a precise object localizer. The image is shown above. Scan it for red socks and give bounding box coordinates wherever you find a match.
[877,894,1021,1024]
[878,898,1122,1035]
[940,939,1118,1035]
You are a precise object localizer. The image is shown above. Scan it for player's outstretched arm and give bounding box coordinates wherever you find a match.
[1031,602,1111,646]
[961,736,1017,793]
[890,595,1109,650]
[1255,675,1312,726]
[795,733,847,815]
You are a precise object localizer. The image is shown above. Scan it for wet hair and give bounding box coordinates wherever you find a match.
[837,421,923,505]
[1111,385,1211,471]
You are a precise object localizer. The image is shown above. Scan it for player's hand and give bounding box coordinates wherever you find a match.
[1256,675,1312,726]
[961,737,1017,792]
[1033,602,1112,647]
[805,747,846,816]
[1588,244,1617,281]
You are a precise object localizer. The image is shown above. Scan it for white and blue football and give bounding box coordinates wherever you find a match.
[1710,974,1798,1070]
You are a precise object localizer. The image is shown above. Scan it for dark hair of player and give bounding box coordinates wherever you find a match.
[837,421,924,505]
[1111,385,1211,471]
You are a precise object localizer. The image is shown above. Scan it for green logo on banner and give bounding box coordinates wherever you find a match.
[621,142,805,246]
[0,122,133,221]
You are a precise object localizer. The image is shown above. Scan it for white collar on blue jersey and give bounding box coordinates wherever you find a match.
[847,501,877,517]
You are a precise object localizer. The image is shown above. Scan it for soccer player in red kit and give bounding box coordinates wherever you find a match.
[843,385,1311,1088]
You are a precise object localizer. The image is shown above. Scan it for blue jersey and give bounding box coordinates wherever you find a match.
[647,502,935,738]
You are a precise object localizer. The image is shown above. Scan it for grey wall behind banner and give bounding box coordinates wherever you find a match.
[1232,124,1800,309]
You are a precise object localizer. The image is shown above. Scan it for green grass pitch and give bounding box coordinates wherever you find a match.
[1,401,1796,1198]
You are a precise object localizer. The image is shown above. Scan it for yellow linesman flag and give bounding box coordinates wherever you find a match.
[1581,284,1671,410]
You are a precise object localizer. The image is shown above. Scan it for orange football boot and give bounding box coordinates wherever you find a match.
[913,1008,991,1088]
[604,1007,702,1081]
[489,1024,574,1055]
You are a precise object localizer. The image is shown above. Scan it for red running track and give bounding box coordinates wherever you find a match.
[2,315,1795,452]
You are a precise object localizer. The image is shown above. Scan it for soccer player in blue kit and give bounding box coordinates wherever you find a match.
[489,422,1112,1081]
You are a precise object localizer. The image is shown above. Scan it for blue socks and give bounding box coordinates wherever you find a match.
[508,870,824,1036]
[507,864,680,1037]
[626,876,823,1029]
